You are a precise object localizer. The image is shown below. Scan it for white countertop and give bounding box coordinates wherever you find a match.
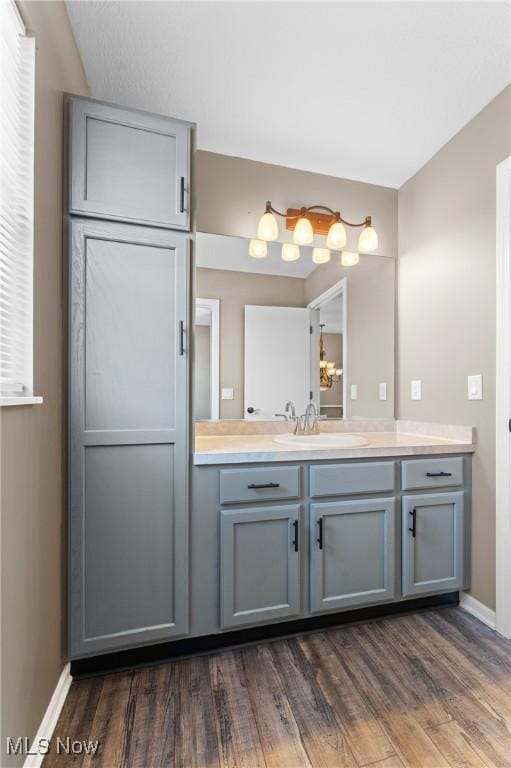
[193,431,475,465]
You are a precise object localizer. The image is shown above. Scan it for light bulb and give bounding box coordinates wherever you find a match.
[312,248,331,264]
[293,216,313,245]
[281,243,300,262]
[341,251,360,267]
[327,221,347,250]
[248,239,267,259]
[358,225,378,252]
[257,211,279,241]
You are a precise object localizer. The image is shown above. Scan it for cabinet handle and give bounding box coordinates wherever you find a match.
[408,508,417,538]
[426,471,452,478]
[180,176,185,213]
[247,482,280,489]
[179,320,185,355]
[292,520,299,552]
[317,518,323,549]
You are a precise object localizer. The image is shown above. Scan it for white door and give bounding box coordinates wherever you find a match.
[244,306,311,419]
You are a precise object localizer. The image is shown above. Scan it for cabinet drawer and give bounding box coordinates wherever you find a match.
[220,466,300,505]
[310,462,395,498]
[401,457,463,490]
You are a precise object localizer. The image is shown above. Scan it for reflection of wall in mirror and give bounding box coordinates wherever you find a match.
[195,267,306,419]
[320,332,343,418]
[194,324,211,419]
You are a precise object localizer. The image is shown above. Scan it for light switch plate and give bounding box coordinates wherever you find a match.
[379,382,387,401]
[221,387,234,400]
[350,384,358,400]
[467,374,483,400]
[411,380,422,401]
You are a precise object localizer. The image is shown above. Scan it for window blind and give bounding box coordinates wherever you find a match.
[0,1,35,397]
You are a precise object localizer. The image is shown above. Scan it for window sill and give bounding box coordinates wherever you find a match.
[0,396,43,407]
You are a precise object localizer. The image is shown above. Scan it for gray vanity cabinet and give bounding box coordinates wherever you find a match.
[220,505,301,628]
[310,498,396,613]
[69,218,189,657]
[68,96,192,230]
[402,492,465,597]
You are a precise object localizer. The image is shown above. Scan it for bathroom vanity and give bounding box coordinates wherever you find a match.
[190,426,473,639]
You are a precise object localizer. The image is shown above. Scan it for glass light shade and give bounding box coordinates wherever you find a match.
[326,362,335,370]
[293,216,314,245]
[341,250,360,267]
[312,247,331,264]
[335,369,343,376]
[248,239,267,259]
[326,221,347,250]
[257,211,279,241]
[358,225,378,252]
[281,243,300,262]
[319,360,327,368]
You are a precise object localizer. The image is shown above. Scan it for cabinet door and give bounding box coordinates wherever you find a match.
[69,96,192,230]
[310,498,396,614]
[220,505,301,628]
[402,492,464,597]
[69,219,189,657]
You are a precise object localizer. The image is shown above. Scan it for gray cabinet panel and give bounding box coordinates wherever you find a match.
[310,498,396,613]
[402,492,464,596]
[401,457,463,490]
[220,465,301,505]
[69,218,189,657]
[84,444,175,639]
[69,96,192,230]
[220,505,301,628]
[310,462,396,498]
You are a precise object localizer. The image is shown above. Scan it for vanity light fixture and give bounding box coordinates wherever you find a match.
[281,243,300,262]
[252,201,378,264]
[312,248,331,264]
[341,251,360,267]
[320,324,343,391]
[248,239,267,258]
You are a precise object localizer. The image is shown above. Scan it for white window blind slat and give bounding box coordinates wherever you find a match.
[0,0,35,397]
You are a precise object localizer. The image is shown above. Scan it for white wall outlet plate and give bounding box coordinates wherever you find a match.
[221,387,234,400]
[467,374,483,400]
[411,379,422,401]
[379,382,387,401]
[350,384,358,400]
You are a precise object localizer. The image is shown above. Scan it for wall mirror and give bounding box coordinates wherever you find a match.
[193,232,395,421]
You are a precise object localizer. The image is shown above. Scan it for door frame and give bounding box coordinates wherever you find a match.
[195,297,220,419]
[308,278,347,419]
[496,155,511,638]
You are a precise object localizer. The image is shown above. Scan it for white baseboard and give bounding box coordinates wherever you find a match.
[459,592,497,630]
[23,663,72,768]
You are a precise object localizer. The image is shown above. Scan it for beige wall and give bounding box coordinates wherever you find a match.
[196,151,398,258]
[195,268,306,419]
[397,86,511,611]
[305,254,395,419]
[0,3,88,765]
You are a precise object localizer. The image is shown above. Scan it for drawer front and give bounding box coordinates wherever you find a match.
[220,466,301,505]
[401,457,463,491]
[310,462,396,498]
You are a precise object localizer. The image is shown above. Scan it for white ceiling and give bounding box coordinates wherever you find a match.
[196,232,318,278]
[66,1,511,188]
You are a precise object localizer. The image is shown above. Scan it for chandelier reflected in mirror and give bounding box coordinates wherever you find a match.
[319,324,343,391]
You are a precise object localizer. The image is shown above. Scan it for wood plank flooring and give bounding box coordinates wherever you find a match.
[44,608,511,768]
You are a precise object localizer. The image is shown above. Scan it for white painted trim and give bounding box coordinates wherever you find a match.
[459,592,497,630]
[23,664,72,768]
[195,298,220,420]
[308,277,348,419]
[0,396,43,406]
[496,156,511,639]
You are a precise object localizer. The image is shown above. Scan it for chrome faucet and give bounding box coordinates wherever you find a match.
[275,400,297,422]
[293,401,321,435]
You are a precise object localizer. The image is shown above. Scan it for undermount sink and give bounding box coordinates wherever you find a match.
[273,433,370,449]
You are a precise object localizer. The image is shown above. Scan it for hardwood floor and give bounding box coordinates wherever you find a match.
[44,608,511,768]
